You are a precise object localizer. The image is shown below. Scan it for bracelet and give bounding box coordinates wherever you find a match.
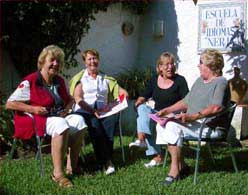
[198,111,204,118]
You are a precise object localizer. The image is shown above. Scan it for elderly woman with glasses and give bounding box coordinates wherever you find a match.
[156,49,230,186]
[129,52,189,168]
[69,49,128,175]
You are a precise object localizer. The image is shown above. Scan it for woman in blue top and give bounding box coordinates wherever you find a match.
[129,52,189,167]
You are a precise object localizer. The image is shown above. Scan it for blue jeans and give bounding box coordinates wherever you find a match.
[79,112,118,165]
[137,104,161,156]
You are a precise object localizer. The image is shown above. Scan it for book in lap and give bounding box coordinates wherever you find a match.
[149,113,175,127]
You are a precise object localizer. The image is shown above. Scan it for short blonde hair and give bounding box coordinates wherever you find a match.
[81,49,99,62]
[156,52,175,74]
[201,49,224,76]
[37,45,64,71]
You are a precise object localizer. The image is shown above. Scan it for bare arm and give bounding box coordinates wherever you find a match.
[157,100,187,116]
[73,83,84,104]
[5,101,48,115]
[175,104,223,123]
[73,83,99,118]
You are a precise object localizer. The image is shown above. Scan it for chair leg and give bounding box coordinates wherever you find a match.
[9,138,17,159]
[228,144,238,173]
[36,136,44,177]
[119,112,125,163]
[79,147,86,163]
[194,140,201,185]
[163,145,168,168]
[206,143,215,164]
[35,137,44,160]
[79,138,86,163]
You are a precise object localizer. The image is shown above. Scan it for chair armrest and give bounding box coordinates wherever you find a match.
[197,118,208,140]
[197,103,237,140]
[24,112,34,119]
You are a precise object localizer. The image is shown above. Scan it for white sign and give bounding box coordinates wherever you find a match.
[198,2,247,52]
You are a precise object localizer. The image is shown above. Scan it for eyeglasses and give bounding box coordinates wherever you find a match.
[160,63,174,68]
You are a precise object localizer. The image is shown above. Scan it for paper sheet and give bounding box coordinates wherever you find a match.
[98,95,128,118]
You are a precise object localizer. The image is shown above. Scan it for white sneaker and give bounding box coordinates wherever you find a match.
[105,166,115,175]
[144,159,163,168]
[129,140,147,149]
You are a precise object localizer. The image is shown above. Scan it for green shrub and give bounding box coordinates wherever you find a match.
[116,66,155,99]
[0,91,14,156]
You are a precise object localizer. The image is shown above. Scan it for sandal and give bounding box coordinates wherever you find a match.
[163,175,180,186]
[52,174,73,188]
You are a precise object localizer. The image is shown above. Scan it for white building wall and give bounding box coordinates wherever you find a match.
[175,0,248,140]
[64,0,248,89]
[65,3,140,80]
[138,0,248,88]
[63,0,248,136]
[4,1,246,135]
[137,0,248,139]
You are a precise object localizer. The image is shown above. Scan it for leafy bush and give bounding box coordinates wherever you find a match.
[0,91,14,156]
[116,66,155,99]
[2,1,150,78]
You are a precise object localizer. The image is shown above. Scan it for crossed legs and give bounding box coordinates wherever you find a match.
[132,104,163,164]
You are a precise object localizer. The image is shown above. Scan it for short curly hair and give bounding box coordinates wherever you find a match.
[81,49,100,62]
[201,49,224,76]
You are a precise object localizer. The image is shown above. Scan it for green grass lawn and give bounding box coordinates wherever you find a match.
[1,136,248,195]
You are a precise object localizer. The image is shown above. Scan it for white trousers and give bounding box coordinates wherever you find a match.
[156,120,224,147]
[46,114,87,137]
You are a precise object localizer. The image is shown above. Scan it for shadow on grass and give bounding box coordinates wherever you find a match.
[183,145,248,175]
[78,141,248,177]
[77,144,148,175]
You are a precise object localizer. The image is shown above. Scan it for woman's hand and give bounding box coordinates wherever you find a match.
[134,101,141,111]
[157,108,168,117]
[134,97,145,111]
[94,110,100,118]
[175,113,198,123]
[33,106,48,115]
[58,109,70,117]
[119,87,129,99]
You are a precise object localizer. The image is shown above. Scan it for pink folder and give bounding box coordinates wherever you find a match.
[149,113,175,127]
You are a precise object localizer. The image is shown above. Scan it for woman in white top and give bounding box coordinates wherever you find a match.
[72,49,128,175]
